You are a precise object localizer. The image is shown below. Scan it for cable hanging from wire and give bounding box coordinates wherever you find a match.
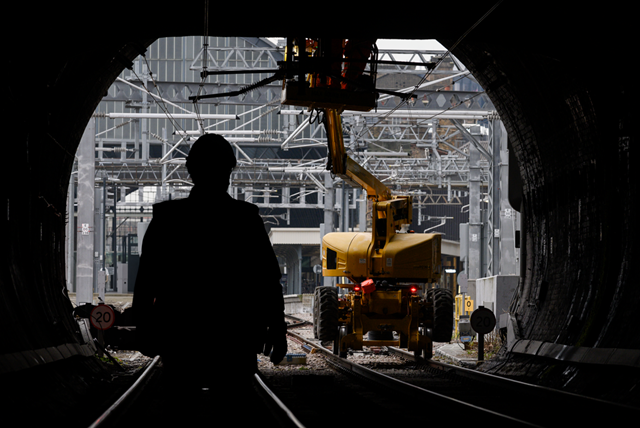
[193,0,210,133]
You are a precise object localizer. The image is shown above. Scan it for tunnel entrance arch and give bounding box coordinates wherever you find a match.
[3,3,637,423]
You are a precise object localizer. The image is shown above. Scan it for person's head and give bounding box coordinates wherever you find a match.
[186,134,237,190]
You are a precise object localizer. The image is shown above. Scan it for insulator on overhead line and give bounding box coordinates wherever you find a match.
[150,132,167,143]
[258,135,280,143]
[95,147,133,152]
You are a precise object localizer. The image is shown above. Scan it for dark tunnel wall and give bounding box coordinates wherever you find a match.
[450,19,638,394]
[450,12,637,347]
[1,2,637,418]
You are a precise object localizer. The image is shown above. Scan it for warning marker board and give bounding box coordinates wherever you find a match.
[90,304,115,330]
[470,306,496,335]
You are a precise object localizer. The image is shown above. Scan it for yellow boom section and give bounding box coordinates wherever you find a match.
[277,37,440,284]
[322,108,441,285]
[325,108,391,202]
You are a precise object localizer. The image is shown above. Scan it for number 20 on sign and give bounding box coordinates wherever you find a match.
[90,304,115,330]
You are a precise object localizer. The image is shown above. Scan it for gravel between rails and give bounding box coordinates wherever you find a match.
[258,312,451,375]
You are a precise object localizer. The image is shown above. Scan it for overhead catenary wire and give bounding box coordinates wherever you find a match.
[93,59,194,164]
[115,1,504,175]
[352,0,504,148]
[125,56,191,139]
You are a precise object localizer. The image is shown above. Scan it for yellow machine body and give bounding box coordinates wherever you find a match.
[323,231,442,284]
[335,291,430,353]
[323,227,442,356]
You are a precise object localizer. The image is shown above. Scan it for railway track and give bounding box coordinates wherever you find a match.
[382,346,638,426]
[271,330,539,427]
[85,317,310,426]
[88,358,304,427]
[88,316,636,427]
[263,325,638,427]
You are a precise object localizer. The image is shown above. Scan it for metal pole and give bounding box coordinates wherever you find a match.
[112,181,117,292]
[102,177,107,271]
[468,138,481,303]
[341,184,350,232]
[67,170,76,291]
[76,119,96,306]
[98,176,106,302]
[492,118,501,276]
[497,120,518,275]
[141,63,149,161]
[358,189,367,232]
[323,172,335,287]
[161,128,167,200]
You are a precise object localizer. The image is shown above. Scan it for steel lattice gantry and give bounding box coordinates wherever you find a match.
[70,36,513,296]
[93,38,496,202]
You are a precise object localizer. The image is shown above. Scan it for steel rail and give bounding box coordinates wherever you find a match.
[287,331,539,427]
[387,345,638,425]
[88,352,306,427]
[88,355,161,428]
[285,331,540,427]
[253,373,306,428]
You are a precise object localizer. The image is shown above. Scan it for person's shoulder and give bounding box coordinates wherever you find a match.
[229,197,259,213]
[152,198,190,215]
[228,197,264,225]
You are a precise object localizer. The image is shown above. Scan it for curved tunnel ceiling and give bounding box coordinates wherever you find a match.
[3,2,638,422]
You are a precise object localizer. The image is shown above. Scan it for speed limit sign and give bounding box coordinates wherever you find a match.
[90,304,115,330]
[470,306,496,334]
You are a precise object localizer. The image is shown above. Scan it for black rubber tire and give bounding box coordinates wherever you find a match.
[428,288,453,343]
[315,286,339,342]
[333,325,349,358]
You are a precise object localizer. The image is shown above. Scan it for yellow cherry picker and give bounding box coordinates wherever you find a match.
[279,37,452,358]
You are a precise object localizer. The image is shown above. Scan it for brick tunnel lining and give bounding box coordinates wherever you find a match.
[2,2,638,417]
[452,41,637,352]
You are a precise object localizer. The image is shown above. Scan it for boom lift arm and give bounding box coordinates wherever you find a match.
[324,108,414,265]
[279,37,418,279]
[279,37,448,358]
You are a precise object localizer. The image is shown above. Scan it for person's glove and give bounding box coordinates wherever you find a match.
[263,321,288,364]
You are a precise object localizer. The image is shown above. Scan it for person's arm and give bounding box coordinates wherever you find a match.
[249,205,288,364]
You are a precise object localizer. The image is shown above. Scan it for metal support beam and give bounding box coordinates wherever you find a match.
[322,172,336,287]
[467,134,482,303]
[76,119,96,305]
[495,120,519,275]
[66,169,76,292]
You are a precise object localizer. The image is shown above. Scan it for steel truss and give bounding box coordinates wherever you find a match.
[86,36,498,214]
[67,36,518,298]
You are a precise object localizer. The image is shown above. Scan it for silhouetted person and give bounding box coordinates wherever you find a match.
[133,134,287,397]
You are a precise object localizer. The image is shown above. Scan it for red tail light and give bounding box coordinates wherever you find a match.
[410,285,418,294]
[361,279,375,294]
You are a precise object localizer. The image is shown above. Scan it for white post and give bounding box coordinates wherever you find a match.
[76,119,96,305]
